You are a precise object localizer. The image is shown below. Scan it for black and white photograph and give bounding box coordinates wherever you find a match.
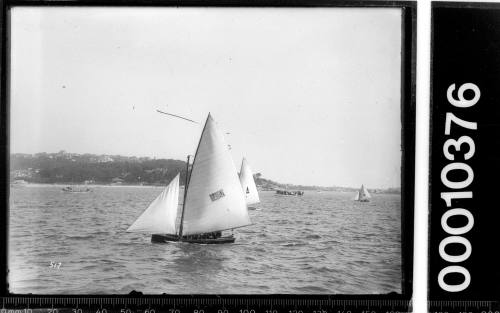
[7,6,412,295]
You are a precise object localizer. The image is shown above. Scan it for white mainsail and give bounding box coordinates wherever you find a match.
[358,184,371,201]
[239,158,260,205]
[354,191,359,201]
[181,114,251,236]
[127,173,180,234]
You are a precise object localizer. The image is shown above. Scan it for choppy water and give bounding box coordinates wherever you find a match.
[9,185,401,294]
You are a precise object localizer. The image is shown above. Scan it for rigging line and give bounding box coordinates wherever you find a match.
[157,109,231,135]
[156,109,199,124]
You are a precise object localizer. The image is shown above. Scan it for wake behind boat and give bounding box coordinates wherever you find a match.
[127,113,252,244]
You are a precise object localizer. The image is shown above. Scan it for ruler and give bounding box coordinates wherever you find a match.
[1,297,411,313]
[428,301,500,313]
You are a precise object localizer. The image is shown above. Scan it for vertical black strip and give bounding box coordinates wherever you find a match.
[430,2,500,299]
[400,4,416,296]
[178,155,191,238]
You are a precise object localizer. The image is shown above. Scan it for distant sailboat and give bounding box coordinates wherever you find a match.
[354,184,371,202]
[62,185,92,193]
[127,114,251,244]
[239,158,260,208]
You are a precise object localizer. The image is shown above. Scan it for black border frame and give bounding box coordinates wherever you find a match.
[0,0,416,302]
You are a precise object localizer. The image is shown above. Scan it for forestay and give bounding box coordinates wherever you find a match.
[181,114,251,235]
[239,158,260,205]
[127,173,180,234]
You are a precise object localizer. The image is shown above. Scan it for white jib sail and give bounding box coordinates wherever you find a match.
[239,158,260,205]
[354,191,359,201]
[126,173,180,234]
[181,114,251,236]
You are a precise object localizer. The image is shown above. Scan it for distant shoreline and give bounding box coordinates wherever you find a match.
[12,182,169,188]
[10,151,401,194]
[11,182,401,195]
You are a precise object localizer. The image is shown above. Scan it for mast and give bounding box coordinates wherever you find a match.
[178,155,191,239]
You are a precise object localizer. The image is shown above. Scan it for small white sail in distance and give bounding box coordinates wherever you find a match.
[361,184,371,198]
[181,114,251,236]
[127,173,180,234]
[358,184,371,201]
[354,191,359,201]
[239,158,260,205]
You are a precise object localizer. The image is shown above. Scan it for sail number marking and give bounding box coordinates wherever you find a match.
[210,189,226,201]
[438,83,480,293]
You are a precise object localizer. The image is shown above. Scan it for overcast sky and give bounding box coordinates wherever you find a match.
[10,7,402,188]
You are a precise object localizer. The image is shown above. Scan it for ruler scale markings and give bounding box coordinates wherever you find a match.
[0,297,417,312]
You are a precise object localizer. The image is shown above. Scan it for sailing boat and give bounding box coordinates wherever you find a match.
[127,113,251,244]
[239,158,260,209]
[354,184,371,202]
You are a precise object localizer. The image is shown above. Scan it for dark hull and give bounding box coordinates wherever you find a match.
[275,190,304,196]
[151,233,235,244]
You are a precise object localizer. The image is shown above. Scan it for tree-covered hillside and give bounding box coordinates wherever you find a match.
[10,152,187,185]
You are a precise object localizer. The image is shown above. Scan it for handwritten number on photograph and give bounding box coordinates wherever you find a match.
[49,261,61,269]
